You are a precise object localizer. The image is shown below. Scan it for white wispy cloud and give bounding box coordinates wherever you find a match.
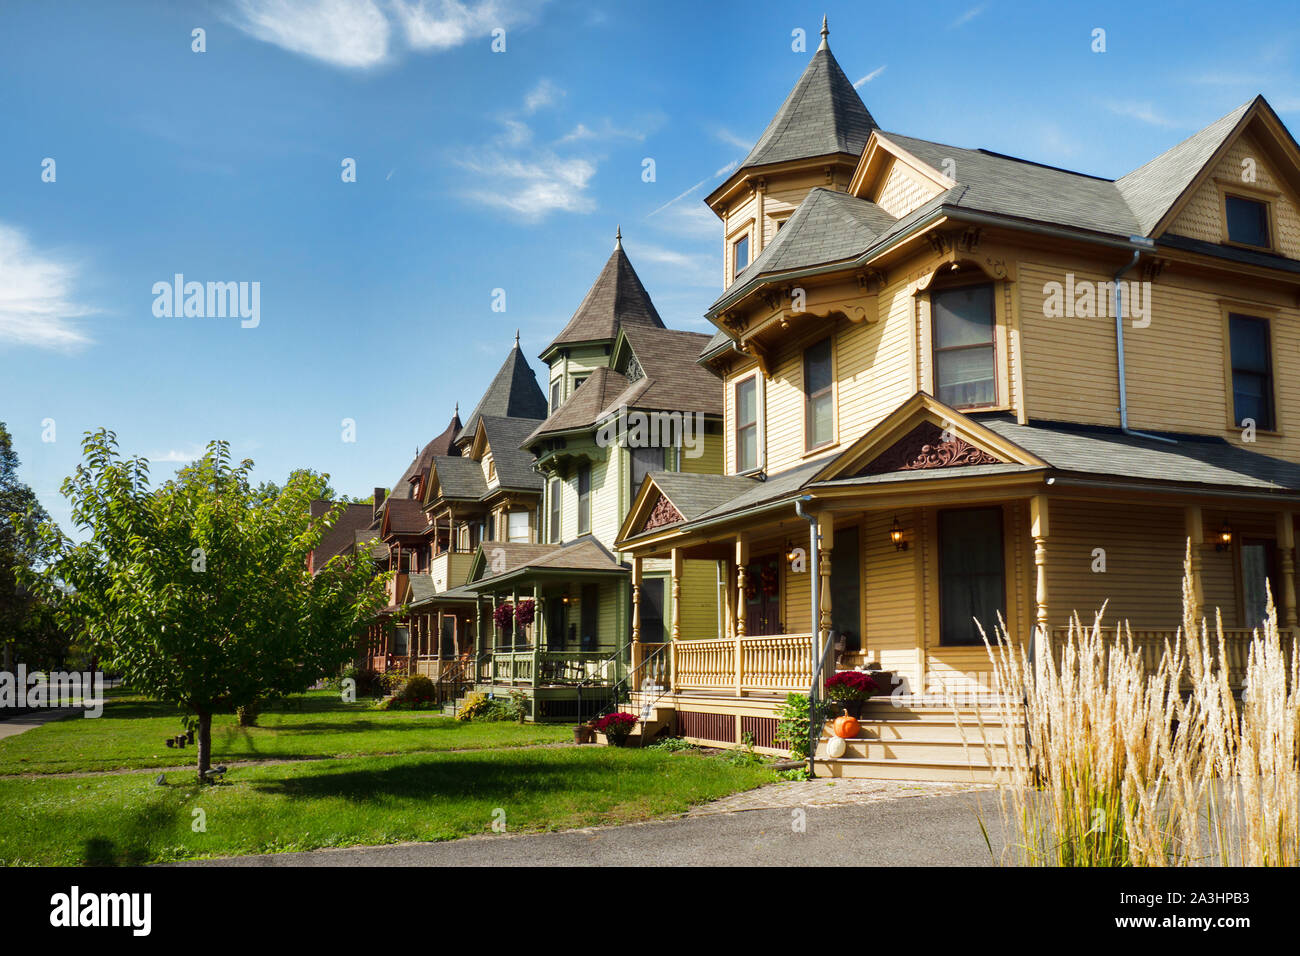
[227,0,548,69]
[0,224,94,351]
[949,3,986,28]
[628,242,716,287]
[228,0,392,68]
[148,447,204,465]
[524,78,563,113]
[643,161,735,239]
[461,153,597,220]
[853,65,886,88]
[1103,99,1179,128]
[713,127,753,151]
[555,115,659,145]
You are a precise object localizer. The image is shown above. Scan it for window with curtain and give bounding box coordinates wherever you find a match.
[735,376,758,472]
[1229,314,1275,430]
[507,510,529,543]
[932,284,996,407]
[938,507,1005,646]
[803,337,833,449]
[577,464,591,534]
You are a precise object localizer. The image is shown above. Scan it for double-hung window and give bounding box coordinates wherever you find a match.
[932,284,996,407]
[1229,314,1275,430]
[804,338,834,449]
[735,377,758,472]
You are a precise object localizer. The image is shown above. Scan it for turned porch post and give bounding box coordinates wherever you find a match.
[817,512,834,661]
[1277,511,1298,629]
[1030,495,1050,646]
[1185,505,1206,627]
[631,556,643,670]
[735,533,749,638]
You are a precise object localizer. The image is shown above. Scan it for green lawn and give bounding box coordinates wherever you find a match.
[0,690,570,775]
[0,689,778,864]
[0,747,775,865]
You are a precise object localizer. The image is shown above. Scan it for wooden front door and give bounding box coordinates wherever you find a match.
[745,558,782,635]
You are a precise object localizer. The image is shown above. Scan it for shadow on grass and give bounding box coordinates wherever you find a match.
[81,788,193,866]
[249,753,637,805]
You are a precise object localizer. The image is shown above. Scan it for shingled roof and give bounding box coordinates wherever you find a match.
[737,19,878,173]
[309,502,374,572]
[467,536,627,591]
[523,366,633,444]
[457,339,549,445]
[382,497,428,537]
[540,233,665,359]
[613,326,723,417]
[428,456,488,500]
[383,410,463,505]
[477,415,544,491]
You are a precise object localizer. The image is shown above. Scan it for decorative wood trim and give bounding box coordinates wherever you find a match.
[643,492,684,532]
[856,421,1001,476]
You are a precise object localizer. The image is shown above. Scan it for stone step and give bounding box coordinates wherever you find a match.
[813,756,1006,783]
[819,735,1013,764]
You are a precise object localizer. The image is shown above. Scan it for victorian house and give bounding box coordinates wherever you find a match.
[455,232,726,721]
[616,20,1300,778]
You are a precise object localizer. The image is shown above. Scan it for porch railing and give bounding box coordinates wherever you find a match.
[673,634,813,695]
[484,648,622,687]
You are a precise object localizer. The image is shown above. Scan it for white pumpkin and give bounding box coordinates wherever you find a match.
[824,734,847,759]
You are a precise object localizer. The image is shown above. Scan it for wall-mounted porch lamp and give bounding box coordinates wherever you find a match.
[890,516,909,551]
[1216,521,1233,552]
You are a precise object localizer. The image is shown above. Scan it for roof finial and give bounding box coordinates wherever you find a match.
[615,224,622,250]
[454,402,459,417]
[514,329,520,347]
[819,15,829,49]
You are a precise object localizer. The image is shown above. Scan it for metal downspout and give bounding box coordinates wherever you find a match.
[795,496,821,777]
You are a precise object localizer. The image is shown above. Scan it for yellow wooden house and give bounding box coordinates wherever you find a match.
[615,20,1300,778]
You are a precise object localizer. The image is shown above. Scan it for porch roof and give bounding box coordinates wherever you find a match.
[465,536,628,592]
[979,416,1300,494]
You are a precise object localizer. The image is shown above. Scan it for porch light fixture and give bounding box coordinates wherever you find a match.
[1216,521,1233,552]
[786,541,800,564]
[562,591,570,605]
[889,516,908,551]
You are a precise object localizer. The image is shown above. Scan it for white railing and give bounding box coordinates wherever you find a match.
[672,634,813,695]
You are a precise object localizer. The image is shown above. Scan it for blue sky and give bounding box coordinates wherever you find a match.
[2,0,1298,534]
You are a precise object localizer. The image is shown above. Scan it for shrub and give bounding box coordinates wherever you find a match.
[456,692,492,721]
[393,674,436,709]
[647,736,694,752]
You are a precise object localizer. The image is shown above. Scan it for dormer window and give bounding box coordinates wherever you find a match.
[733,234,750,273]
[550,379,561,412]
[1225,194,1271,249]
[573,376,587,392]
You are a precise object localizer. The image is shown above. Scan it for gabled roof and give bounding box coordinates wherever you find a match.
[540,233,665,359]
[1116,101,1253,235]
[737,20,877,173]
[381,497,428,538]
[457,340,549,446]
[476,415,544,491]
[428,455,488,501]
[466,536,627,591]
[611,325,722,417]
[309,502,375,572]
[523,366,633,445]
[730,187,896,289]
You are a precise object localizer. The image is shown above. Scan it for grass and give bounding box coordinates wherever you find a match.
[972,547,1299,866]
[0,685,778,864]
[0,690,570,775]
[0,747,776,865]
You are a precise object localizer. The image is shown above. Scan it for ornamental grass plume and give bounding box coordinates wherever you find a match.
[969,543,1299,866]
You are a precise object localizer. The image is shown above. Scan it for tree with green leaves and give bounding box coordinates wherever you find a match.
[24,430,391,781]
[1,421,52,671]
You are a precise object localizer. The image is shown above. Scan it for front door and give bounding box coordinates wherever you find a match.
[745,558,781,635]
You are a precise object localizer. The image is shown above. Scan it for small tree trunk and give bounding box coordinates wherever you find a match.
[195,711,212,783]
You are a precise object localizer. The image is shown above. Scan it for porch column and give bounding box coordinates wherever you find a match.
[670,548,682,642]
[1185,505,1206,627]
[735,533,749,638]
[1030,495,1049,643]
[1277,511,1298,629]
[533,584,542,648]
[511,587,520,648]
[818,512,834,661]
[631,556,643,670]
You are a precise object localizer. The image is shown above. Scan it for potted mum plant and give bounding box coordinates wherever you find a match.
[591,711,638,746]
[824,670,880,719]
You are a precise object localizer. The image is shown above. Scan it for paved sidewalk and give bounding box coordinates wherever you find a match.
[0,708,78,741]
[178,780,1007,867]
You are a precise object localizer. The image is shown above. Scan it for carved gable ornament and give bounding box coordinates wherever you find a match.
[856,421,1001,476]
[642,492,684,532]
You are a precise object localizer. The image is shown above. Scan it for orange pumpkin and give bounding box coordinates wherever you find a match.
[833,715,860,739]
